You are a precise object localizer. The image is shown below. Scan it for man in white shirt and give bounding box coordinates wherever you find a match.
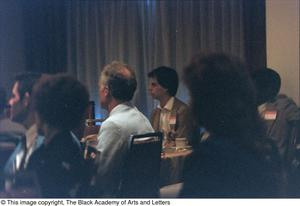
[93,61,154,197]
[148,66,191,148]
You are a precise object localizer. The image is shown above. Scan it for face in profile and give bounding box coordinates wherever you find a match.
[148,77,168,100]
[9,82,29,123]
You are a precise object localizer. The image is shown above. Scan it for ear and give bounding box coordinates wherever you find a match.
[23,92,31,107]
[104,86,110,97]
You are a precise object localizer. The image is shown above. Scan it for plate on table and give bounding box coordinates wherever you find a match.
[162,147,177,153]
[174,145,192,152]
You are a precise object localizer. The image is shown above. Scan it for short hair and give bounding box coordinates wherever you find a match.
[183,53,260,138]
[14,73,42,99]
[0,87,6,113]
[251,68,281,105]
[148,66,178,96]
[33,74,89,130]
[100,61,137,102]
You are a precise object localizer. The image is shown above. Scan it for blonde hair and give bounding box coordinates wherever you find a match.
[99,61,137,101]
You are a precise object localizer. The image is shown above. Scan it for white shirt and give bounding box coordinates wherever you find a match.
[94,102,154,197]
[16,124,38,170]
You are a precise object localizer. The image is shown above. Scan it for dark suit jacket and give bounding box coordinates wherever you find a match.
[259,94,300,161]
[27,130,85,198]
[150,97,191,139]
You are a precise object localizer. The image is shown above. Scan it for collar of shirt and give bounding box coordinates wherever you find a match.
[109,102,135,116]
[26,124,38,149]
[157,97,175,112]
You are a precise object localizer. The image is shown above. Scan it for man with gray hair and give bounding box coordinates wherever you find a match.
[92,61,154,197]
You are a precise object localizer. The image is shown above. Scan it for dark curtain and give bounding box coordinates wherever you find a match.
[243,0,266,71]
[19,0,266,118]
[0,0,26,91]
[21,0,67,74]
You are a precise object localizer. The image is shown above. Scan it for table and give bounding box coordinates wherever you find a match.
[160,182,183,198]
[160,148,192,187]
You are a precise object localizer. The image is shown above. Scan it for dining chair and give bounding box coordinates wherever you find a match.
[118,132,163,198]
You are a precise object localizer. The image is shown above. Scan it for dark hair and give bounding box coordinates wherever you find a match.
[33,74,89,130]
[15,73,42,99]
[0,87,6,113]
[101,61,137,102]
[183,53,263,140]
[251,68,281,105]
[148,66,179,96]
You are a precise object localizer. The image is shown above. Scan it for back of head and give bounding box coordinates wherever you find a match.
[251,68,281,105]
[0,87,6,114]
[100,61,137,102]
[14,73,42,99]
[148,66,178,96]
[33,74,90,130]
[184,53,259,138]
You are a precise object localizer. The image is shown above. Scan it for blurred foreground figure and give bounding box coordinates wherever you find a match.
[180,53,283,197]
[27,74,89,197]
[252,68,300,197]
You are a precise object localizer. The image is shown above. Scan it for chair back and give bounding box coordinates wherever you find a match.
[118,132,163,198]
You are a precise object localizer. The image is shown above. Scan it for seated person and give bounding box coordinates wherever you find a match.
[92,61,154,197]
[4,73,43,176]
[252,68,300,161]
[0,87,25,172]
[27,74,89,198]
[180,53,283,197]
[252,68,300,196]
[148,66,191,148]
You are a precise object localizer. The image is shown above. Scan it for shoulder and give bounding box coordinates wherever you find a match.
[0,118,26,136]
[274,95,298,108]
[98,119,122,143]
[271,95,300,120]
[101,118,121,132]
[173,98,188,111]
[174,97,188,106]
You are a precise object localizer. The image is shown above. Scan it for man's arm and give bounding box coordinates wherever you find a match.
[150,109,160,132]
